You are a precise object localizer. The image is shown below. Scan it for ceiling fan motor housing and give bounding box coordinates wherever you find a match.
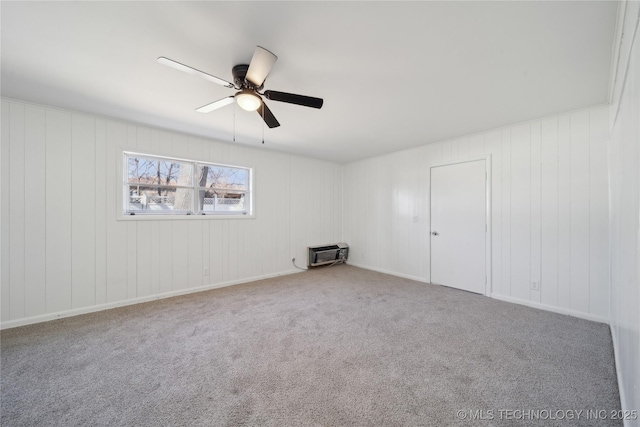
[232,64,262,90]
[157,46,322,130]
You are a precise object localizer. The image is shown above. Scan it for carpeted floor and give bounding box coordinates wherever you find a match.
[1,265,621,426]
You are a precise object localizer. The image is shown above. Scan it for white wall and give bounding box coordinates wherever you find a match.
[609,2,640,421]
[0,99,342,328]
[0,100,615,328]
[344,104,610,323]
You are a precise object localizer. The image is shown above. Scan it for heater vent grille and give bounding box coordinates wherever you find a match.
[307,243,348,268]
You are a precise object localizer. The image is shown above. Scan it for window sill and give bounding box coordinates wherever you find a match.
[117,213,256,221]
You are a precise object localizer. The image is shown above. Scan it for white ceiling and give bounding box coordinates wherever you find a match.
[1,1,618,163]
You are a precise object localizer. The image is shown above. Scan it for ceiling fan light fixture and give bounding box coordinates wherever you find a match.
[235,90,262,111]
[158,46,322,130]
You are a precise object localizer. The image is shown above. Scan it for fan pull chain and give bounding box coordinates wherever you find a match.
[261,104,265,144]
[233,102,236,142]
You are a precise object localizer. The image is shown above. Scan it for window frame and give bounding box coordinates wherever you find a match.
[121,151,253,219]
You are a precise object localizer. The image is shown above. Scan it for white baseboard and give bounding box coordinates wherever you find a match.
[610,324,634,427]
[0,269,301,330]
[490,293,609,324]
[347,262,429,284]
[348,263,608,324]
[1,265,609,328]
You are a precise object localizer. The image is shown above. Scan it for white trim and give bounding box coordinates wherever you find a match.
[610,324,634,427]
[347,103,609,166]
[118,213,257,221]
[491,293,608,324]
[119,150,254,220]
[346,262,430,284]
[426,154,490,170]
[608,0,627,104]
[486,156,492,296]
[124,150,251,173]
[428,155,492,296]
[344,264,605,325]
[611,1,640,128]
[0,269,301,330]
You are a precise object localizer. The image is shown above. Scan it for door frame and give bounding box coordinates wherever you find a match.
[428,155,492,296]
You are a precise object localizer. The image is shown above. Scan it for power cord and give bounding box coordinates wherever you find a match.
[291,257,308,271]
[327,259,346,267]
[291,257,346,271]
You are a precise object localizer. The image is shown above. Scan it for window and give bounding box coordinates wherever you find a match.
[124,152,252,216]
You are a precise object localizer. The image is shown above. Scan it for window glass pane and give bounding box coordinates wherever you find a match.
[128,157,192,186]
[127,186,192,212]
[199,190,246,213]
[196,165,248,190]
[124,152,251,216]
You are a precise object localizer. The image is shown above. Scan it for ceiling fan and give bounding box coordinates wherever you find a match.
[157,46,323,129]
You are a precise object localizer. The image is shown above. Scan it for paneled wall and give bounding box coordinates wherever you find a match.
[344,104,610,322]
[609,1,639,419]
[0,99,342,328]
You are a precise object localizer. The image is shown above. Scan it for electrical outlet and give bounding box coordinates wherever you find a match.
[203,267,209,276]
[531,280,539,291]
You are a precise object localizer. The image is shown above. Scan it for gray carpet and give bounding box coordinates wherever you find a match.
[1,265,621,426]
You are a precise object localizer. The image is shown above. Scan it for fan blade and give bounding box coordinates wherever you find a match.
[158,57,234,88]
[264,90,323,109]
[246,46,277,87]
[257,102,280,128]
[196,97,235,113]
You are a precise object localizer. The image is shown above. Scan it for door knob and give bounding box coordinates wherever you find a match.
[432,231,439,236]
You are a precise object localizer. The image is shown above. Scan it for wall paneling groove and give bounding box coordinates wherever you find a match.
[343,104,610,322]
[0,99,342,328]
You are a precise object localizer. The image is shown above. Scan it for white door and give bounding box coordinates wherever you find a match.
[430,160,486,294]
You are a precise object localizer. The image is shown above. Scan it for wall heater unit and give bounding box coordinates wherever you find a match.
[308,243,349,268]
